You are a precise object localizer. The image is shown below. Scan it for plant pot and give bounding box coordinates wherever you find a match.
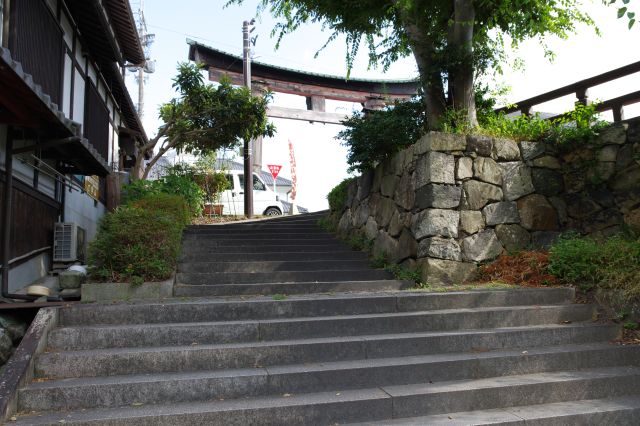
[204,204,224,215]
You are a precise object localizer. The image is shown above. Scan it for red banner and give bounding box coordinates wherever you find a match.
[288,140,297,201]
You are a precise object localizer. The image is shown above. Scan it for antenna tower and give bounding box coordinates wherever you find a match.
[128,0,155,119]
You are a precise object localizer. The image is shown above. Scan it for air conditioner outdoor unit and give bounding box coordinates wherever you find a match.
[53,223,86,263]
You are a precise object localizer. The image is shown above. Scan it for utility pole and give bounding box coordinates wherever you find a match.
[128,0,155,120]
[242,19,255,218]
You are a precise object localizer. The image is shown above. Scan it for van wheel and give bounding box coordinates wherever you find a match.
[264,207,282,216]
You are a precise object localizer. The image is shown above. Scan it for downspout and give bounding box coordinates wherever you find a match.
[1,129,35,300]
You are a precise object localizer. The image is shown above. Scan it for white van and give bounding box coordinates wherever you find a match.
[216,170,283,216]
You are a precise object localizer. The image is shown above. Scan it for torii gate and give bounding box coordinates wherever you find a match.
[187,39,420,170]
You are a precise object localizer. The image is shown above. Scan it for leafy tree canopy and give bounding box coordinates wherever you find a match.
[134,62,275,179]
[227,0,596,128]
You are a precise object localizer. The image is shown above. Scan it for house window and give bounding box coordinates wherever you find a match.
[9,0,63,105]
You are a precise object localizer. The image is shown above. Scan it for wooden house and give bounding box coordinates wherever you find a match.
[0,0,147,298]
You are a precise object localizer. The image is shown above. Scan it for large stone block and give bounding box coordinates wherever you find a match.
[0,314,28,343]
[462,230,503,262]
[375,196,397,229]
[532,156,561,170]
[456,157,473,180]
[388,211,412,237]
[565,193,603,219]
[531,231,561,249]
[380,174,399,198]
[397,229,418,262]
[460,210,485,234]
[482,201,520,226]
[531,168,564,197]
[500,162,534,201]
[411,209,460,240]
[519,141,545,161]
[415,184,462,209]
[357,170,375,201]
[517,194,559,231]
[598,145,619,162]
[338,209,353,235]
[364,217,379,240]
[495,224,530,253]
[394,172,415,211]
[353,203,370,228]
[416,132,467,152]
[473,157,502,185]
[493,138,521,161]
[414,151,455,188]
[461,180,503,210]
[466,135,493,157]
[417,237,462,261]
[418,258,477,285]
[597,123,627,145]
[373,231,398,259]
[610,164,640,193]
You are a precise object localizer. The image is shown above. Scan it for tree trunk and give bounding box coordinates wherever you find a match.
[449,0,478,127]
[399,7,447,130]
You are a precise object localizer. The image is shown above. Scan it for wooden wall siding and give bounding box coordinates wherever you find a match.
[84,83,110,160]
[0,179,60,262]
[9,0,64,106]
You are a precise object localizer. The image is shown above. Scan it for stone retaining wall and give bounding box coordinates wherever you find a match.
[336,119,640,285]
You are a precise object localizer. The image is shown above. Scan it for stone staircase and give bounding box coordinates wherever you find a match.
[13,212,640,424]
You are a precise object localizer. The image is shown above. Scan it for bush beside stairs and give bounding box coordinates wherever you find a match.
[13,212,640,424]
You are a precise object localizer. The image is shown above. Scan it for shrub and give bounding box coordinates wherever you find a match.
[337,98,426,173]
[123,175,205,217]
[129,193,191,226]
[327,177,355,213]
[548,233,640,305]
[89,198,186,283]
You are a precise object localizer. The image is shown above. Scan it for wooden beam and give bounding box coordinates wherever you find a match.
[208,68,412,104]
[267,106,348,125]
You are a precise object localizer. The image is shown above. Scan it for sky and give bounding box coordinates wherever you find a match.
[126,0,640,212]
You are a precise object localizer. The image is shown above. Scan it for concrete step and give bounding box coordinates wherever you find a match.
[183,228,329,236]
[178,243,349,253]
[15,367,640,425]
[47,304,597,351]
[19,344,639,412]
[182,233,337,241]
[177,269,393,285]
[171,279,408,297]
[36,322,616,378]
[180,239,346,248]
[179,250,368,263]
[48,307,604,351]
[58,288,575,327]
[177,259,372,273]
[346,395,640,425]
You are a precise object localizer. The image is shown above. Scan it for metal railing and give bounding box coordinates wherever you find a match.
[497,61,640,122]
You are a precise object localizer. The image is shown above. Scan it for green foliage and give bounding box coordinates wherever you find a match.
[548,233,640,305]
[337,99,426,173]
[327,177,355,213]
[88,197,187,284]
[123,166,206,218]
[317,216,337,233]
[478,103,607,146]
[161,175,206,217]
[624,321,639,330]
[346,233,373,252]
[272,294,288,300]
[228,0,597,127]
[371,253,421,284]
[129,194,191,226]
[136,63,275,178]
